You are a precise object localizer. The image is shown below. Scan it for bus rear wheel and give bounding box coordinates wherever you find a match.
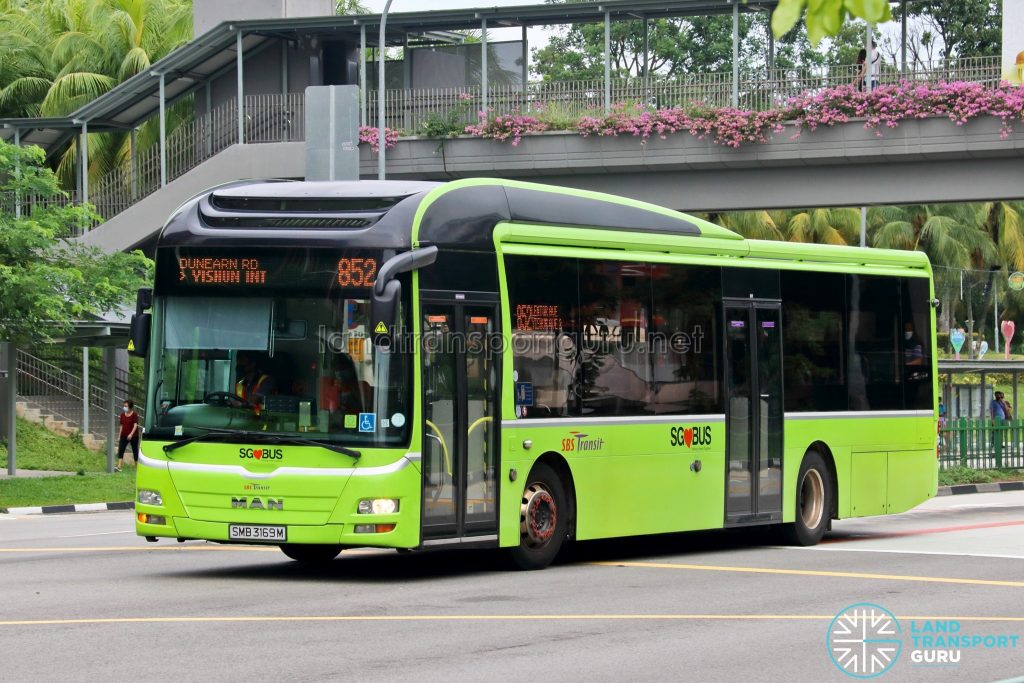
[509,462,568,570]
[279,544,342,563]
[784,451,831,546]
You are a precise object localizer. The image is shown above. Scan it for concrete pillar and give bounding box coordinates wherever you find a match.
[12,128,20,219]
[2,343,16,476]
[159,73,167,186]
[360,24,367,126]
[866,23,874,92]
[104,346,116,473]
[642,16,649,93]
[79,121,88,205]
[282,39,290,142]
[481,18,489,113]
[900,0,907,75]
[521,24,528,99]
[731,2,740,107]
[129,128,138,200]
[237,30,245,144]
[82,347,90,435]
[603,11,611,112]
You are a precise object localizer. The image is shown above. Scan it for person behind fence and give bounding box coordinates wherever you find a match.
[991,391,1013,423]
[115,400,140,472]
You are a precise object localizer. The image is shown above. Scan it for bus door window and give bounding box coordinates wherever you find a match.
[464,309,498,523]
[422,311,458,527]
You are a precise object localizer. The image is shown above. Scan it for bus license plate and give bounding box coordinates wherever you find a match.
[229,524,286,542]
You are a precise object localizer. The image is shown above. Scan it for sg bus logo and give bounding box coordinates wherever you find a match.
[669,425,711,449]
[239,447,284,460]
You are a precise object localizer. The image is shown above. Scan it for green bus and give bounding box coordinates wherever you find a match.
[131,178,937,569]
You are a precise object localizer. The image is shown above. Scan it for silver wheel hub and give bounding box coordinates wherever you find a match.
[521,483,557,547]
[799,469,825,530]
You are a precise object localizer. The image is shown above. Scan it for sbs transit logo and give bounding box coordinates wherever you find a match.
[827,603,902,678]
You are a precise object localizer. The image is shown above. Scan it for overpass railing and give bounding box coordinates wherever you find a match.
[38,56,999,234]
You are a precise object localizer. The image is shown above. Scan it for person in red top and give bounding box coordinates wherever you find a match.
[115,400,140,472]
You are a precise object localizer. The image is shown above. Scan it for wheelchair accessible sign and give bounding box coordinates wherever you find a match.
[358,413,376,433]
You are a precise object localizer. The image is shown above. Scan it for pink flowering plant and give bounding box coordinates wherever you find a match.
[359,81,1024,150]
[464,111,548,146]
[358,126,400,153]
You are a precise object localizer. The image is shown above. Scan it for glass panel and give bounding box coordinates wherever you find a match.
[726,307,753,518]
[422,307,458,528]
[848,276,902,410]
[902,277,934,409]
[578,261,653,416]
[147,295,411,446]
[781,271,847,412]
[505,255,579,418]
[165,297,271,350]
[650,264,721,414]
[464,308,498,527]
[756,307,783,515]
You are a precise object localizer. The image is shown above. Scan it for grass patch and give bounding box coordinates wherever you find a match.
[0,472,135,511]
[938,466,1024,486]
[0,418,108,473]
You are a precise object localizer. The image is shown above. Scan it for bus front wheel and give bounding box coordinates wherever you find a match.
[279,544,342,563]
[784,451,831,546]
[509,462,568,570]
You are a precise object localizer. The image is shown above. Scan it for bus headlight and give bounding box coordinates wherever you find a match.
[138,489,163,506]
[357,498,399,515]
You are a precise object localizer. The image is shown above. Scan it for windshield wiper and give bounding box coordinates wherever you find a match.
[162,427,360,459]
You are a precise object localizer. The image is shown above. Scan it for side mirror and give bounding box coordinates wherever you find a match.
[136,287,153,316]
[370,280,401,348]
[370,246,439,348]
[129,313,151,357]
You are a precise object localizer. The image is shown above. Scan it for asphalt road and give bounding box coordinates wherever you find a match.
[2,492,1024,682]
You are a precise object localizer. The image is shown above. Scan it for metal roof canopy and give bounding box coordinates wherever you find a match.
[0,0,778,152]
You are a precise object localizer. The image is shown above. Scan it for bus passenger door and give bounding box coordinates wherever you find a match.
[723,301,784,524]
[421,299,500,541]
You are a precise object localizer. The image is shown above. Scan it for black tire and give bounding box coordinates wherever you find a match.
[509,462,569,570]
[279,544,342,563]
[784,450,832,546]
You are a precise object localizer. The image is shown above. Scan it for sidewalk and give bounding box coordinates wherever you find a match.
[0,469,78,479]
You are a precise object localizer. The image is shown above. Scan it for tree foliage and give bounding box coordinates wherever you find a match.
[893,0,1002,60]
[0,139,151,344]
[772,0,892,45]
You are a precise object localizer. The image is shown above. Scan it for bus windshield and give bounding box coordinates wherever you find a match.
[144,248,411,447]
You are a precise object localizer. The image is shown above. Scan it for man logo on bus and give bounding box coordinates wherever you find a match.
[670,425,711,449]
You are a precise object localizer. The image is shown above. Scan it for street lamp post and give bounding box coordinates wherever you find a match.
[378,0,394,180]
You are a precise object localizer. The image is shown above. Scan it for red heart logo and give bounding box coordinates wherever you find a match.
[254,449,263,459]
[684,428,694,448]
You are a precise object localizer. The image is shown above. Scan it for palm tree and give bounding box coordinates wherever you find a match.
[784,207,861,245]
[0,0,192,189]
[704,210,786,240]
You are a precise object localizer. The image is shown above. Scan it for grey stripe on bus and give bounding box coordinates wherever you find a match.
[501,410,932,428]
[137,453,420,479]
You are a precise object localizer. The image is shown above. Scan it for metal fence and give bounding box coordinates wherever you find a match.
[939,418,1024,470]
[62,56,1002,232]
[15,349,142,439]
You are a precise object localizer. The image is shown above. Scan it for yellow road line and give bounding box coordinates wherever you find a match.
[594,561,1024,588]
[2,614,1024,627]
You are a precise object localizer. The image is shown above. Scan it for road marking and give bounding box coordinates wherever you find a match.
[781,546,1024,561]
[0,545,279,553]
[57,531,134,538]
[594,561,1024,587]
[823,518,1024,543]
[2,614,1024,627]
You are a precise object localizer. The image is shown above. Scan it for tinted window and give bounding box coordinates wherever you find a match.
[650,264,721,414]
[902,277,933,410]
[578,261,653,416]
[723,267,780,300]
[420,250,498,291]
[781,271,847,412]
[505,255,578,417]
[847,275,902,411]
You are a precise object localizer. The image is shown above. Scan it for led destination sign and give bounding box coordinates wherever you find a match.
[157,249,383,294]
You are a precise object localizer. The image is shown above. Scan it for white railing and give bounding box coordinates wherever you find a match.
[58,56,1002,230]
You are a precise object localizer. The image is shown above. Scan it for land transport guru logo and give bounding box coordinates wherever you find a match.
[826,602,1021,677]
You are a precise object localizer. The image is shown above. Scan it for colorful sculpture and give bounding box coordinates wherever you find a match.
[950,328,966,360]
[1002,320,1016,359]
[978,340,989,359]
